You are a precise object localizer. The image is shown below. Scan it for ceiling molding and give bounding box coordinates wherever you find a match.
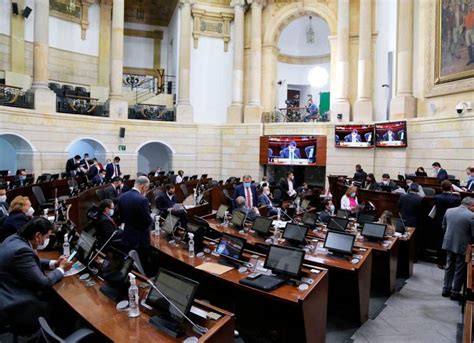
[278,53,330,65]
[124,29,164,40]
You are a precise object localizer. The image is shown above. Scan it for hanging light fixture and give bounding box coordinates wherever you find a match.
[306,16,315,44]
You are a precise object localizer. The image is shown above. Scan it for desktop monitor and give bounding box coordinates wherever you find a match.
[163,215,180,235]
[251,216,273,236]
[282,223,309,245]
[216,204,229,221]
[49,174,59,181]
[336,209,349,219]
[392,218,406,234]
[264,245,305,278]
[0,170,9,176]
[231,211,245,229]
[215,233,246,260]
[99,254,135,302]
[327,217,349,232]
[76,231,96,263]
[358,213,375,225]
[361,222,387,241]
[190,175,198,180]
[324,231,355,257]
[302,212,318,227]
[300,199,310,210]
[145,269,199,323]
[201,174,208,179]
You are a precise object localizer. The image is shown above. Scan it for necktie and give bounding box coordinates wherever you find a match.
[246,188,252,208]
[116,187,121,196]
[114,165,118,177]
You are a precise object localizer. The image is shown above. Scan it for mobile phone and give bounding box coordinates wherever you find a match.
[67,250,78,262]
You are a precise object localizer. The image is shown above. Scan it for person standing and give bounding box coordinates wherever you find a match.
[432,162,449,181]
[234,174,258,209]
[353,164,368,183]
[106,156,122,180]
[258,186,278,216]
[279,172,297,199]
[442,197,474,300]
[0,185,9,226]
[340,186,359,214]
[398,183,423,228]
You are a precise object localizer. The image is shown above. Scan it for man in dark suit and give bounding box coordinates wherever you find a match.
[432,162,449,180]
[87,159,100,180]
[279,141,301,159]
[379,173,400,192]
[442,197,474,300]
[0,218,72,334]
[0,184,9,226]
[95,199,122,246]
[92,169,106,185]
[103,177,127,202]
[233,174,258,209]
[398,183,423,228]
[353,164,368,183]
[155,184,178,216]
[258,186,278,216]
[279,171,297,199]
[105,156,122,180]
[344,129,362,143]
[65,155,81,176]
[434,180,462,269]
[233,196,258,221]
[382,128,397,141]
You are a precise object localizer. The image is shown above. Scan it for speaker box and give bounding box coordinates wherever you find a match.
[12,3,19,15]
[119,127,126,138]
[23,6,32,18]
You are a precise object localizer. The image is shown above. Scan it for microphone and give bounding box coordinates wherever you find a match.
[328,218,347,232]
[146,279,209,336]
[87,230,118,274]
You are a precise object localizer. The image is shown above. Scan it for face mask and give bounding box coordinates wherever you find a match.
[329,205,335,212]
[264,190,270,195]
[19,175,26,181]
[243,182,251,188]
[350,192,356,197]
[26,207,35,217]
[383,180,389,185]
[0,195,6,203]
[108,209,114,217]
[37,237,50,250]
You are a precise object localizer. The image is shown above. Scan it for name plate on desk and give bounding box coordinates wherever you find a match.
[338,142,371,148]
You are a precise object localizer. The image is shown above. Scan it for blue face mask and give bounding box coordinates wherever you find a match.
[350,192,356,197]
[469,175,474,181]
[243,182,251,188]
[19,175,26,181]
[108,209,114,217]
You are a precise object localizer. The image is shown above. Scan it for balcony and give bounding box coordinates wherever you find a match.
[128,104,175,121]
[0,84,34,109]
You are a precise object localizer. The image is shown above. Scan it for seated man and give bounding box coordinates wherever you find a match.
[155,184,188,227]
[382,128,397,141]
[0,217,72,335]
[258,186,278,216]
[378,174,399,192]
[344,129,362,143]
[0,184,9,226]
[0,196,34,243]
[95,199,122,245]
[304,97,319,121]
[318,199,335,224]
[280,141,301,159]
[432,162,449,181]
[233,196,259,221]
[103,177,128,202]
[92,169,106,185]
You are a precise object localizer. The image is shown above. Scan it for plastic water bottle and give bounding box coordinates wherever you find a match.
[128,273,140,318]
[193,188,197,206]
[63,233,70,256]
[277,208,281,221]
[223,211,229,227]
[188,233,195,258]
[153,216,161,236]
[273,228,280,245]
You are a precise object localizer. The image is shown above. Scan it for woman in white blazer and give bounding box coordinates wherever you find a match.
[340,185,359,213]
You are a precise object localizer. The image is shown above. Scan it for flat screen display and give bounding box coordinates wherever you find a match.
[252,216,273,236]
[283,223,309,244]
[215,233,245,260]
[375,121,407,147]
[324,231,355,255]
[264,245,305,277]
[335,125,375,148]
[216,204,229,220]
[327,217,349,232]
[266,136,318,166]
[361,222,387,240]
[231,211,245,228]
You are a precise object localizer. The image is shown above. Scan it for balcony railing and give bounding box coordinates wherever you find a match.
[262,108,330,123]
[56,94,108,117]
[128,104,175,121]
[0,84,34,109]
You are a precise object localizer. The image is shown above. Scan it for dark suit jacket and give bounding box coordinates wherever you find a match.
[65,158,78,174]
[87,165,99,179]
[258,193,278,216]
[233,184,258,208]
[398,192,423,227]
[433,192,461,223]
[467,179,474,192]
[91,174,104,185]
[353,170,367,182]
[382,132,397,141]
[118,189,152,249]
[379,181,399,192]
[0,202,9,226]
[0,212,29,243]
[279,148,301,159]
[155,191,177,215]
[318,210,332,224]
[0,234,63,311]
[95,213,121,245]
[344,134,362,142]
[366,182,380,191]
[436,168,449,181]
[103,185,129,202]
[105,163,121,180]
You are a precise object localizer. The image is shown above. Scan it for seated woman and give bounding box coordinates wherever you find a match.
[378,210,395,236]
[95,199,122,245]
[0,196,34,243]
[415,167,427,177]
[365,173,380,191]
[340,186,359,214]
[0,217,72,335]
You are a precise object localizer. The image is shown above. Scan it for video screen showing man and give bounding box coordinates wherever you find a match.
[267,137,318,166]
[279,141,301,160]
[375,121,407,147]
[344,129,362,143]
[335,125,375,148]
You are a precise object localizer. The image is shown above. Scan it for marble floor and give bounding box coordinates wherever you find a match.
[350,261,462,343]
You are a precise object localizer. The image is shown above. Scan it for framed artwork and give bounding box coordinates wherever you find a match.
[435,0,474,84]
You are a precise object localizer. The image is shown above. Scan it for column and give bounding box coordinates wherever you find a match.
[227,0,246,123]
[108,0,128,118]
[176,0,194,123]
[244,0,265,123]
[390,0,417,119]
[30,0,55,112]
[331,0,350,122]
[98,0,112,88]
[353,0,373,121]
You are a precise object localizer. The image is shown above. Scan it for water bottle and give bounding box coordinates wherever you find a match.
[63,233,70,256]
[188,233,195,258]
[42,209,49,219]
[277,208,281,221]
[127,273,140,318]
[223,211,229,227]
[273,228,280,245]
[153,215,161,236]
[193,188,197,206]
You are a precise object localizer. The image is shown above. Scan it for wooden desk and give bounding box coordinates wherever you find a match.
[464,301,474,343]
[205,218,372,324]
[397,227,416,278]
[39,251,235,342]
[150,234,328,342]
[466,245,474,302]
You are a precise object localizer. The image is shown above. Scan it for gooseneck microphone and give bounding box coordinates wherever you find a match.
[87,230,118,274]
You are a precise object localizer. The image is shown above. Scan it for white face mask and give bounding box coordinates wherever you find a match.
[37,237,50,250]
[264,190,270,195]
[383,180,389,185]
[0,195,6,203]
[26,207,35,217]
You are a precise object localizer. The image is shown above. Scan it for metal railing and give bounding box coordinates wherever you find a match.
[262,107,330,123]
[128,103,175,121]
[0,84,34,109]
[56,94,108,117]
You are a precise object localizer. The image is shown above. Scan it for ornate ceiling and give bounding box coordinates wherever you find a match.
[124,0,179,26]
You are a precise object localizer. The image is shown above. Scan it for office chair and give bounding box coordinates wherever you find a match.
[128,250,146,275]
[32,186,53,210]
[422,187,436,196]
[180,183,189,197]
[95,188,106,201]
[39,317,94,343]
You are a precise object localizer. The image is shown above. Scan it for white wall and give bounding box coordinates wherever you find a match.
[190,32,233,123]
[278,16,330,57]
[277,62,330,108]
[0,138,17,172]
[67,139,106,161]
[137,143,172,174]
[374,0,397,121]
[0,0,11,36]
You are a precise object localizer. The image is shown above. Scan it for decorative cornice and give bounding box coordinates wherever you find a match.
[192,4,234,52]
[124,29,164,40]
[278,53,330,65]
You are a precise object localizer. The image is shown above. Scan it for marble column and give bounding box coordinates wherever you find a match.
[30,0,55,112]
[331,0,350,122]
[108,0,128,118]
[353,0,373,121]
[98,0,112,88]
[390,0,417,119]
[176,0,194,123]
[244,0,265,123]
[227,0,246,123]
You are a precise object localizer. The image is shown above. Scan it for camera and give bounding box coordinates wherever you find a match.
[455,101,471,114]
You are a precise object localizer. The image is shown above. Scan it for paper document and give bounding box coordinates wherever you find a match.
[195,262,233,275]
[64,261,86,277]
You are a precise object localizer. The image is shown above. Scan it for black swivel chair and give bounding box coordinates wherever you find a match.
[32,186,53,210]
[180,183,189,197]
[39,317,94,343]
[422,187,436,196]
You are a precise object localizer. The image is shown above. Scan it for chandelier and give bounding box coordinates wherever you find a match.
[307,16,315,44]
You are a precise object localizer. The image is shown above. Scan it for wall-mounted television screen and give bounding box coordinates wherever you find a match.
[375,121,407,147]
[335,125,375,148]
[262,136,319,166]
